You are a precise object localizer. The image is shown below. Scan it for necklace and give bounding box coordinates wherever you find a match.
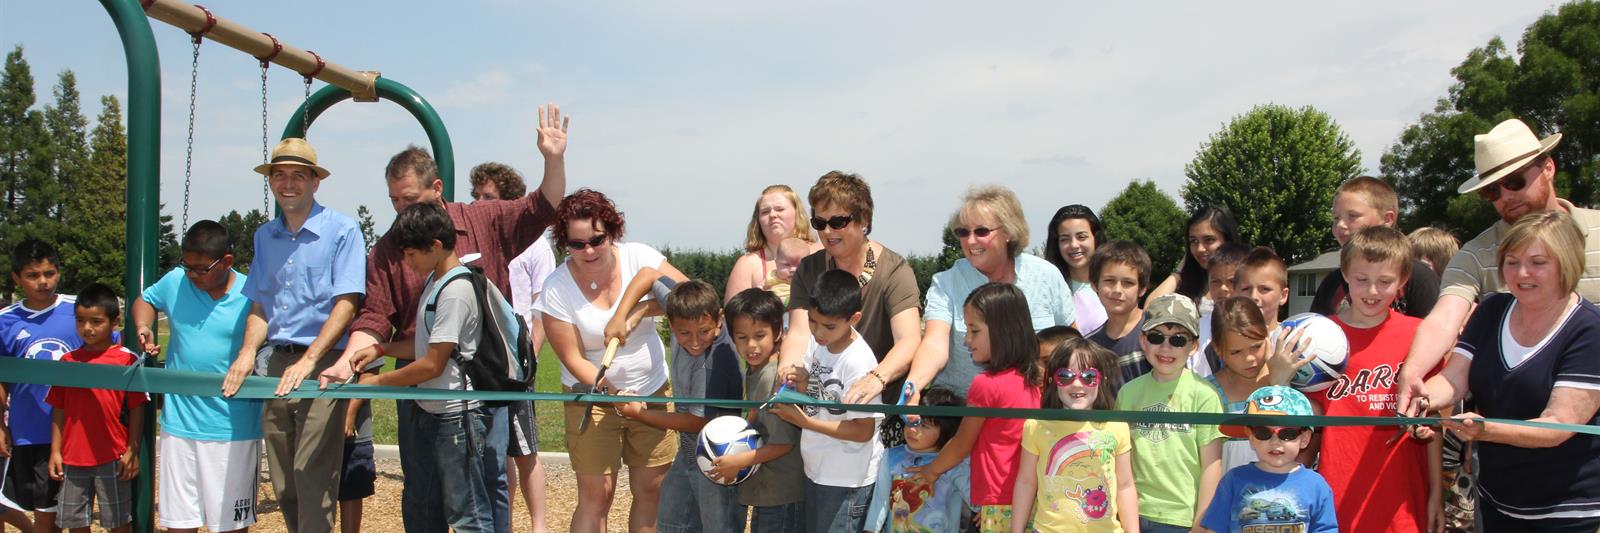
[828,242,878,289]
[590,280,599,290]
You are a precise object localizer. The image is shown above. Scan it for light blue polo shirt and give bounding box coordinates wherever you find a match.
[926,254,1075,394]
[142,268,261,441]
[242,202,366,348]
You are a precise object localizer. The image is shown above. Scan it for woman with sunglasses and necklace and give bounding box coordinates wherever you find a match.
[533,189,688,533]
[777,171,923,411]
[902,185,1077,401]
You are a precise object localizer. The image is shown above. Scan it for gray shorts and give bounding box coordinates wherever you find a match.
[507,399,539,457]
[56,462,133,529]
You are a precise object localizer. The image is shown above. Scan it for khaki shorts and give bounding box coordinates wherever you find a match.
[562,383,677,475]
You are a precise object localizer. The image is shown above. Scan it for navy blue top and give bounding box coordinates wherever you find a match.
[1456,293,1600,520]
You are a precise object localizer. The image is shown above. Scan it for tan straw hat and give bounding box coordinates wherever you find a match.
[1456,118,1560,194]
[253,138,331,179]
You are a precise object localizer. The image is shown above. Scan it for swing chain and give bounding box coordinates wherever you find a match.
[260,60,271,215]
[182,36,200,233]
[302,76,313,138]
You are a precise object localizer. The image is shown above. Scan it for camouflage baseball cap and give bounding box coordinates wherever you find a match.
[1141,293,1200,336]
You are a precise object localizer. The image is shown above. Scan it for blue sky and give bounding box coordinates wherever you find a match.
[0,1,1559,254]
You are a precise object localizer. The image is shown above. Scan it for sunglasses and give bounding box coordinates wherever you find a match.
[1053,368,1101,387]
[1248,426,1307,441]
[809,215,854,231]
[566,235,608,250]
[1477,168,1533,202]
[1144,331,1193,348]
[953,226,1000,239]
[180,257,224,276]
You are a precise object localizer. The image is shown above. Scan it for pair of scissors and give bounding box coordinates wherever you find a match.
[1388,396,1429,445]
[897,382,922,427]
[758,381,791,412]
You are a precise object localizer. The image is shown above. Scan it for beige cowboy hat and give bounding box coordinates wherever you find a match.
[1456,118,1561,194]
[253,138,331,179]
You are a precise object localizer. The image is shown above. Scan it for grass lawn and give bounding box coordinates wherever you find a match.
[370,345,566,452]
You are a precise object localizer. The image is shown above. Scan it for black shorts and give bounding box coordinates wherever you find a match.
[1,444,61,512]
[507,400,539,458]
[337,440,375,501]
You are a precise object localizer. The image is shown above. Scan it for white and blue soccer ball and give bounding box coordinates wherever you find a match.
[696,416,765,486]
[1274,313,1350,392]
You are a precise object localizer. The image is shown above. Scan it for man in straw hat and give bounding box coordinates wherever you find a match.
[315,103,569,533]
[1398,118,1600,416]
[221,137,367,533]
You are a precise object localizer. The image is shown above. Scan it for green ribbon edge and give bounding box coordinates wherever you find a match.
[6,357,1597,435]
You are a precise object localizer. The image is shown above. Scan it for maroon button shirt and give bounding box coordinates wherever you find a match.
[350,192,557,341]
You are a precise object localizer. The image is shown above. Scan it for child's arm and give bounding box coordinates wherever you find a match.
[1115,450,1139,533]
[1427,433,1444,533]
[0,385,10,458]
[771,403,875,442]
[908,416,981,487]
[1193,437,1224,528]
[131,298,161,356]
[119,398,144,481]
[1010,450,1039,533]
[364,342,454,388]
[602,266,682,345]
[707,443,793,483]
[615,400,712,433]
[344,368,379,438]
[48,409,64,481]
[864,454,893,533]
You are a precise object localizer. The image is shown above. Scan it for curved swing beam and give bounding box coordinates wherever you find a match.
[100,2,160,531]
[282,79,457,201]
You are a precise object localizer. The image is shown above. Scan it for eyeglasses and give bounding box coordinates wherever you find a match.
[180,257,224,276]
[1144,331,1192,348]
[1248,426,1306,441]
[1053,368,1101,387]
[1477,166,1535,202]
[566,235,608,250]
[953,226,1000,239]
[809,215,854,231]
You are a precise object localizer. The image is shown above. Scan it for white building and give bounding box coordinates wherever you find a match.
[1285,250,1340,316]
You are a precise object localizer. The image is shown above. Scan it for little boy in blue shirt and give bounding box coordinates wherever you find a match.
[1200,386,1337,533]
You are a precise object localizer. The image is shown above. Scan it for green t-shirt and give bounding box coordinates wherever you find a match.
[1114,370,1224,527]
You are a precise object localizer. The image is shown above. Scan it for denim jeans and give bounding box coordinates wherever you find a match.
[413,405,510,533]
[397,399,447,533]
[1139,516,1192,533]
[658,433,747,533]
[805,480,872,533]
[749,501,804,533]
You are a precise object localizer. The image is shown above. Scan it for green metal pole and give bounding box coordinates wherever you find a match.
[100,0,160,532]
[282,78,456,201]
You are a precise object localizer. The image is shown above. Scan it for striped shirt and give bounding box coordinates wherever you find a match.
[1439,198,1600,304]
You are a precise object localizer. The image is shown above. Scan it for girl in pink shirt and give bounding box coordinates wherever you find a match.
[910,282,1043,532]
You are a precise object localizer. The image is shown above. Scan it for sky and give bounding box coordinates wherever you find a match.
[0,1,1562,255]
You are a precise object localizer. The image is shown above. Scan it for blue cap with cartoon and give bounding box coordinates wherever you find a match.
[1220,385,1314,438]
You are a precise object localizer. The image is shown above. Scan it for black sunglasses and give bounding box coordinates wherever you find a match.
[1477,167,1534,202]
[1053,368,1101,387]
[566,235,608,250]
[1144,331,1192,348]
[953,226,1000,239]
[180,257,224,276]
[809,215,854,231]
[1248,426,1306,441]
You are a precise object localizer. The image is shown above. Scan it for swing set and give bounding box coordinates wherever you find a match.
[99,0,458,529]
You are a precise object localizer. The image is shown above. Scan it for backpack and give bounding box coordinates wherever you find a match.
[422,265,535,407]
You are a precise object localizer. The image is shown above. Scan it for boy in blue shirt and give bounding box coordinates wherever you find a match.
[1201,386,1338,533]
[133,221,261,533]
[0,238,84,531]
[610,275,748,533]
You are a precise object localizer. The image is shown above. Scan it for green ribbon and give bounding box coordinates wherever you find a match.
[5,356,1597,435]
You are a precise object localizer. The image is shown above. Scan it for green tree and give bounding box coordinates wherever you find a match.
[1385,1,1600,233]
[44,70,86,225]
[1182,104,1360,264]
[0,46,57,294]
[61,95,128,293]
[1100,179,1187,289]
[158,205,180,271]
[219,208,269,273]
[357,204,378,251]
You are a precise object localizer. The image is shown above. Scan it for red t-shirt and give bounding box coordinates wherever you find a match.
[44,345,148,467]
[1316,310,1429,532]
[966,368,1041,506]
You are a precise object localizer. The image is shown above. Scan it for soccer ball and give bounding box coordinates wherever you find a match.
[696,416,765,486]
[1273,313,1349,392]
